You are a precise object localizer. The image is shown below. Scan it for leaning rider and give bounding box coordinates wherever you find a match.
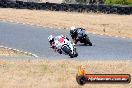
[48,35,55,48]
[70,26,85,44]
[48,35,70,54]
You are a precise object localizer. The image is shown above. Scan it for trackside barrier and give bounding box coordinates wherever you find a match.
[0,1,131,15]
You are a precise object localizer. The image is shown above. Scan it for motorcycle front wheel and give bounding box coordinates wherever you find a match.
[85,36,92,46]
[74,48,78,57]
[61,46,74,58]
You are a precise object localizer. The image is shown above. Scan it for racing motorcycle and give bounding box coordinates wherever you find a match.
[72,28,92,46]
[54,38,78,58]
[77,34,92,46]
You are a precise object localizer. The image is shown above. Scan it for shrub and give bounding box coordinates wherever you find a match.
[104,0,132,5]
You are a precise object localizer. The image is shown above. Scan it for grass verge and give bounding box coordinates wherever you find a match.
[0,59,131,88]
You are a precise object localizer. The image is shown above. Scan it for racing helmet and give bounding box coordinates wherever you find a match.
[48,35,54,44]
[70,26,76,35]
[70,26,76,30]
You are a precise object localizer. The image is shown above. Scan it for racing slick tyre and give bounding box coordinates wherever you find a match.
[68,49,74,58]
[62,46,74,58]
[69,53,74,58]
[88,41,92,46]
[85,36,92,46]
[74,48,78,57]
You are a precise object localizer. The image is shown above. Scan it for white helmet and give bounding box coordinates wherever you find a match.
[70,26,76,30]
[48,35,54,43]
[70,26,76,35]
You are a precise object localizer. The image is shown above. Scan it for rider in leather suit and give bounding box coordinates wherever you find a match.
[48,35,70,54]
[70,26,85,44]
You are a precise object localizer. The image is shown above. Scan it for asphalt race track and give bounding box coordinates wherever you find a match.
[0,21,132,60]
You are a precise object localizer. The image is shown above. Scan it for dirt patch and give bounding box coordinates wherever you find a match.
[0,59,131,88]
[0,8,132,38]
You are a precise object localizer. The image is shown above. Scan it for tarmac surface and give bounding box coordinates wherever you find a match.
[0,21,132,60]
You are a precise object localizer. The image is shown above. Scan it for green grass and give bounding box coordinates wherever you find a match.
[104,0,132,6]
